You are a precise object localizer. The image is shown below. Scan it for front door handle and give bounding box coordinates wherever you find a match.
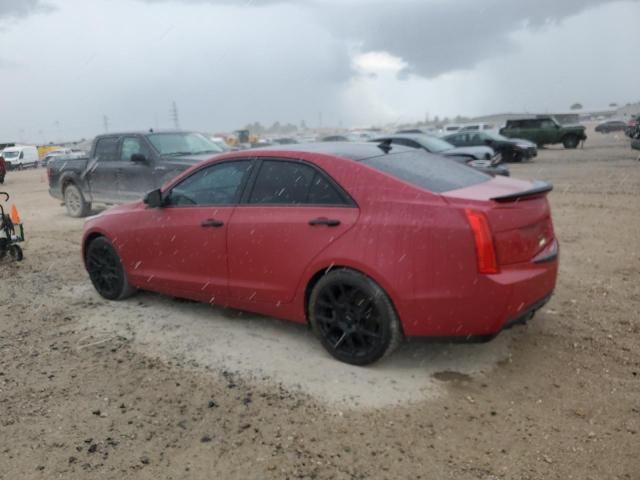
[201,218,225,228]
[309,217,340,227]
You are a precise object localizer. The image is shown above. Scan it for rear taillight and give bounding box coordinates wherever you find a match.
[464,209,499,274]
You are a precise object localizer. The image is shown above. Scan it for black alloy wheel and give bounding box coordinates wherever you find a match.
[85,237,135,300]
[309,269,402,365]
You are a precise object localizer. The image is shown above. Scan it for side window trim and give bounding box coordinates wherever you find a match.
[240,157,357,207]
[163,158,255,208]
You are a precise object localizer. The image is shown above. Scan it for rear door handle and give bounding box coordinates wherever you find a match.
[201,219,225,228]
[309,217,340,227]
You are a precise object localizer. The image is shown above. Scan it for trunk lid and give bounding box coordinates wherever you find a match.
[443,176,556,266]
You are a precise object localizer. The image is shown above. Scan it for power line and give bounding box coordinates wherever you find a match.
[170,101,180,129]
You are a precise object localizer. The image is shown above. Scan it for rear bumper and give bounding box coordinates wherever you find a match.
[501,292,551,331]
[399,256,558,338]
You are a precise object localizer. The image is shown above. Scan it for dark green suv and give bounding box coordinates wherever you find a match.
[499,116,586,149]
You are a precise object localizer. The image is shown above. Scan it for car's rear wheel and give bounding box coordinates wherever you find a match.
[563,134,579,149]
[85,237,136,300]
[309,269,402,365]
[64,183,91,217]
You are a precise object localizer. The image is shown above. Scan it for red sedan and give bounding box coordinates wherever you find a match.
[82,143,558,365]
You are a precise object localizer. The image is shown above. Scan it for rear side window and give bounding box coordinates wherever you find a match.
[248,160,348,205]
[362,151,489,193]
[95,137,120,162]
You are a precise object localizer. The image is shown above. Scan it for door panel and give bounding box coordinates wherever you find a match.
[118,136,155,201]
[226,206,359,305]
[86,136,122,202]
[126,206,233,302]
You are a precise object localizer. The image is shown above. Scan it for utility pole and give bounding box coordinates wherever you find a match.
[170,101,180,130]
[102,115,109,133]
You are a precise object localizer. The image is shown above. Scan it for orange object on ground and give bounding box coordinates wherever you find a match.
[10,204,20,224]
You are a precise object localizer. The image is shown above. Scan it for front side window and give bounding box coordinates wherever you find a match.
[95,137,120,162]
[248,160,347,206]
[121,137,151,162]
[165,160,251,206]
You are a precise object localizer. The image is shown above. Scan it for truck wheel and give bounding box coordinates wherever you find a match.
[563,135,579,149]
[64,183,91,217]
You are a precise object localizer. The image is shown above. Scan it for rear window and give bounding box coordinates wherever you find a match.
[362,150,489,193]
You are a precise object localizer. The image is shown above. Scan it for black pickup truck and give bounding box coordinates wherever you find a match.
[48,131,224,217]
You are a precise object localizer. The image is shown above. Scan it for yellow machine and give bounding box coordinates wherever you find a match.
[37,145,62,159]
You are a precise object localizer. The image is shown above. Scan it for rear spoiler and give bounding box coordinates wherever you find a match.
[491,180,553,203]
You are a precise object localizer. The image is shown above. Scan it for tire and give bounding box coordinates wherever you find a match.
[85,237,136,300]
[9,244,23,261]
[563,135,579,149]
[308,269,402,365]
[63,183,91,217]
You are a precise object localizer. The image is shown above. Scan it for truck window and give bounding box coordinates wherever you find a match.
[95,137,120,162]
[121,137,151,162]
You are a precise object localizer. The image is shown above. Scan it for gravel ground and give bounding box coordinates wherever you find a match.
[0,127,639,479]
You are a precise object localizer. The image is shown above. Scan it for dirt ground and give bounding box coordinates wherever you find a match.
[1,127,639,479]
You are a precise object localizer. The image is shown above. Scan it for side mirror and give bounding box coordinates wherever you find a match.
[143,188,163,208]
[484,139,492,146]
[131,153,147,163]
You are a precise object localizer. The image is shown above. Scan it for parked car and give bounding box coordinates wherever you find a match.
[321,135,350,142]
[82,142,558,365]
[48,131,225,217]
[443,130,538,163]
[370,134,508,176]
[499,116,587,148]
[272,137,299,145]
[1,145,39,169]
[459,123,495,132]
[442,124,462,134]
[41,148,86,167]
[625,116,639,137]
[0,155,5,184]
[595,120,628,133]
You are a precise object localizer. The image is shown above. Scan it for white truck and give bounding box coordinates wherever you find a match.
[1,145,39,169]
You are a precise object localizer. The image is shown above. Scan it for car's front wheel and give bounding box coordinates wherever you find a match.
[85,237,136,300]
[64,183,91,217]
[309,269,402,365]
[563,134,579,149]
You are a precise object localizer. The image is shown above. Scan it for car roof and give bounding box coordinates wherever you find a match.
[371,133,438,142]
[241,141,412,161]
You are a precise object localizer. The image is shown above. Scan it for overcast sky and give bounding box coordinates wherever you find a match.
[1,0,639,142]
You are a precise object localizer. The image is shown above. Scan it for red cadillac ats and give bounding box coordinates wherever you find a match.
[82,143,558,365]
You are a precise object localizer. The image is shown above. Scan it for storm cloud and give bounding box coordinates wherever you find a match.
[139,0,627,79]
[0,0,53,18]
[0,0,638,142]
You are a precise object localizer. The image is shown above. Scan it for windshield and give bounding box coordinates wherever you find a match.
[147,132,224,155]
[415,135,455,153]
[2,151,19,158]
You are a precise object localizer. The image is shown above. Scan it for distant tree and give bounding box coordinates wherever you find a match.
[570,103,583,110]
[609,102,618,108]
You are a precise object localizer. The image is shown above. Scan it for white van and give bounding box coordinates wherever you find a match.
[1,145,39,169]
